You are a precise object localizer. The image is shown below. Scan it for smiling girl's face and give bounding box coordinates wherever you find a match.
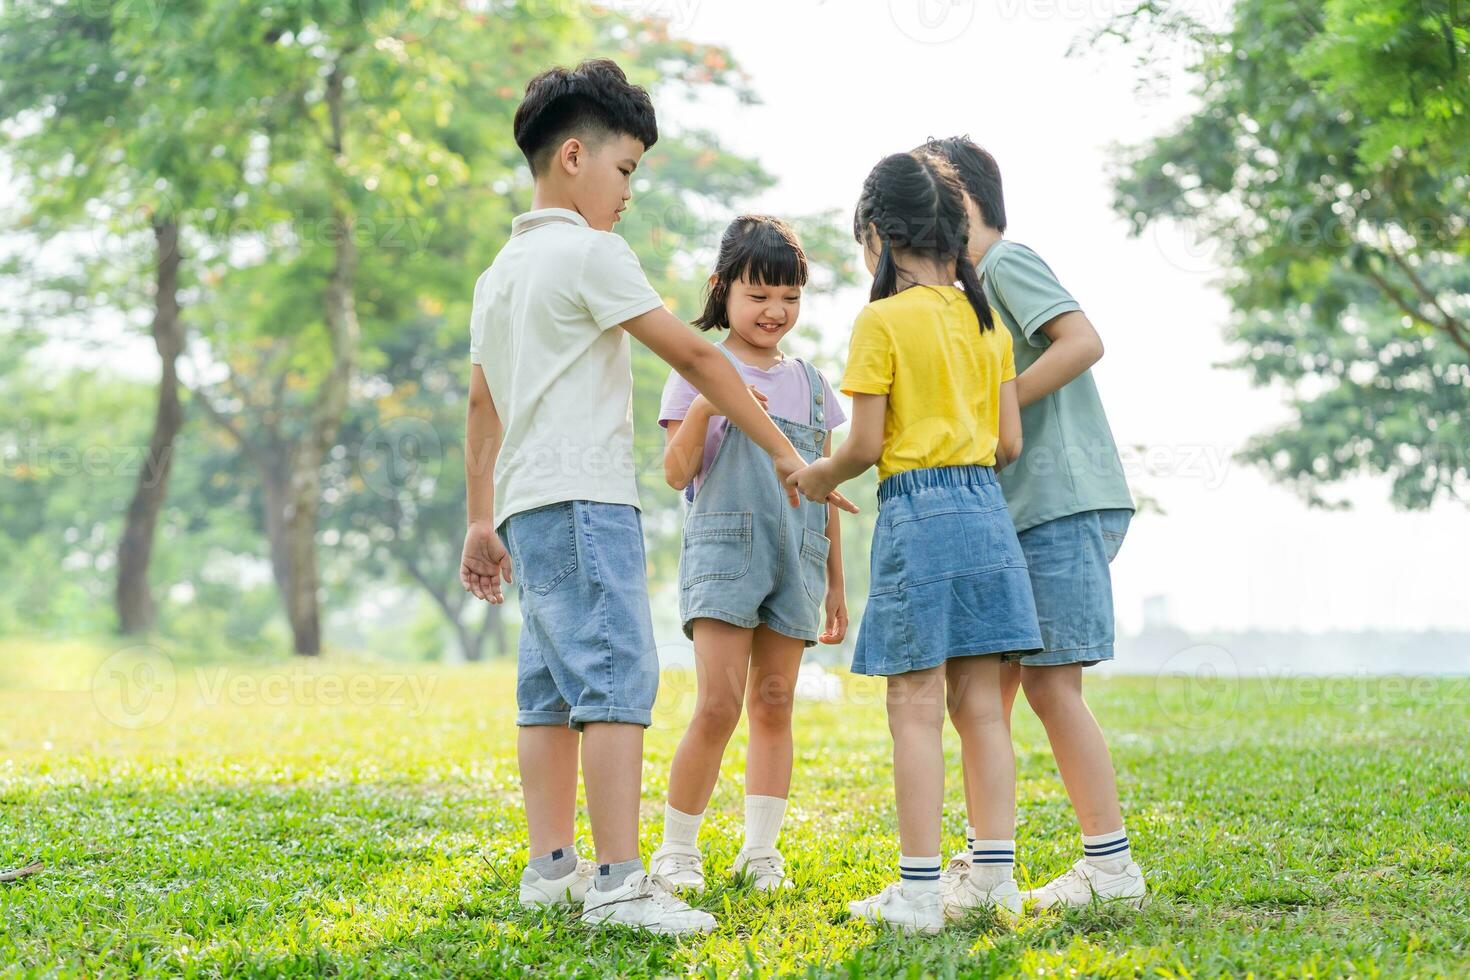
[725,276,802,351]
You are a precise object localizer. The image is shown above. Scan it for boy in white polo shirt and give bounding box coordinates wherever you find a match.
[460,59,855,934]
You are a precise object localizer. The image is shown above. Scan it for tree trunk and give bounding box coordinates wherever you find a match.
[116,219,184,635]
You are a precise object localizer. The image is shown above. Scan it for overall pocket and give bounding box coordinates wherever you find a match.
[799,527,831,604]
[679,511,753,589]
[508,502,578,596]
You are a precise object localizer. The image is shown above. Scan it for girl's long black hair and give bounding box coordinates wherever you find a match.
[852,151,993,331]
[693,215,808,331]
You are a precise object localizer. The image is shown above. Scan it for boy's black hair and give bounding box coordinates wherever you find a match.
[512,59,658,175]
[853,151,994,331]
[693,215,808,331]
[923,136,1006,233]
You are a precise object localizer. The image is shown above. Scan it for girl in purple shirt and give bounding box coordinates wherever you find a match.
[651,216,847,892]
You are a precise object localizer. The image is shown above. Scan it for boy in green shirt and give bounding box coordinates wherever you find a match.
[924,137,1147,910]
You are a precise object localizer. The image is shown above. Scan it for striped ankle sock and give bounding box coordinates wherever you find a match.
[899,854,942,894]
[1082,828,1131,871]
[965,825,977,855]
[970,838,1016,889]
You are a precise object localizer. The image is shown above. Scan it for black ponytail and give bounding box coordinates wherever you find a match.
[853,151,994,332]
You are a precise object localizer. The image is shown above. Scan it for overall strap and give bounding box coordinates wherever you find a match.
[797,358,825,428]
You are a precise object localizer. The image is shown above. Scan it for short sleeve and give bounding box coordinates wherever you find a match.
[577,233,664,330]
[840,306,895,396]
[988,245,1081,348]
[1000,330,1016,382]
[468,271,486,364]
[817,371,847,429]
[658,369,699,427]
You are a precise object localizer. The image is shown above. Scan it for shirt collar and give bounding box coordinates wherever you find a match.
[511,207,589,236]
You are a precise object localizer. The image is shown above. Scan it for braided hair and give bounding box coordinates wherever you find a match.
[852,151,994,331]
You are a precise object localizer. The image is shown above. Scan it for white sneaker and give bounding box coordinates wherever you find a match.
[581,871,717,935]
[942,874,1023,919]
[733,846,791,891]
[937,849,972,888]
[649,843,706,893]
[1027,858,1148,910]
[848,882,945,934]
[519,858,595,907]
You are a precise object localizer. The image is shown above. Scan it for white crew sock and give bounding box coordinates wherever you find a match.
[970,838,1016,889]
[1082,827,1131,872]
[743,795,787,851]
[899,853,942,894]
[662,804,704,849]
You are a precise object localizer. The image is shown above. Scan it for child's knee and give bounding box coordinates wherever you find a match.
[1021,670,1082,718]
[746,688,793,732]
[691,695,743,737]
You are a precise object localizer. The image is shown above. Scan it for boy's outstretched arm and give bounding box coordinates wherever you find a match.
[787,393,885,504]
[1014,311,1104,408]
[461,363,514,603]
[623,306,858,513]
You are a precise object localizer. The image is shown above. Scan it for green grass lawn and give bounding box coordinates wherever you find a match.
[2,638,1467,977]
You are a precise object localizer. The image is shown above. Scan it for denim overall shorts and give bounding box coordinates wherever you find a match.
[678,352,830,646]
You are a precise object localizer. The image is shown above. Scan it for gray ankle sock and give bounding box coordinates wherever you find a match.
[527,845,577,880]
[594,858,644,891]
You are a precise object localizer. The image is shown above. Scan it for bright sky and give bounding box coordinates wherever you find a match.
[660,0,1470,635]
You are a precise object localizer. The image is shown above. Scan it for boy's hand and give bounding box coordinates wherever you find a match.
[774,455,859,512]
[820,588,848,644]
[786,458,843,507]
[460,521,513,603]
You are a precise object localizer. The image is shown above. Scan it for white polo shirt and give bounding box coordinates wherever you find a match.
[469,208,664,529]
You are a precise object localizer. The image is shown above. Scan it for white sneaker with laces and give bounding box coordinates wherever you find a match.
[581,871,717,935]
[519,858,596,907]
[732,846,791,891]
[848,882,945,934]
[649,843,706,893]
[937,850,972,888]
[942,874,1023,919]
[1027,858,1148,910]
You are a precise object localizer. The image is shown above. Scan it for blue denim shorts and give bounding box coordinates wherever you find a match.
[500,500,659,730]
[1004,508,1132,667]
[851,466,1043,677]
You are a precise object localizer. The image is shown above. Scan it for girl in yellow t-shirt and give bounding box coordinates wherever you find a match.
[789,150,1042,933]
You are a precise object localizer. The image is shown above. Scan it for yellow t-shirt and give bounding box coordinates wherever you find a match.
[840,285,1016,481]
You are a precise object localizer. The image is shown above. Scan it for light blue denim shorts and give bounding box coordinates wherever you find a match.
[851,465,1043,677]
[500,500,659,730]
[1004,508,1132,667]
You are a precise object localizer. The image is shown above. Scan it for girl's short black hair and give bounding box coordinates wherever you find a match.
[853,151,994,331]
[513,59,658,174]
[923,136,1006,233]
[693,216,809,331]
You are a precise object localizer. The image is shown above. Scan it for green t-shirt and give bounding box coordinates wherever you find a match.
[979,240,1134,532]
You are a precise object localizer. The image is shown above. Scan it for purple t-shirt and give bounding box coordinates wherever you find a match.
[658,347,847,500]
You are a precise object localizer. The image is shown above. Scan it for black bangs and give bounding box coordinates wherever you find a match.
[693,216,808,330]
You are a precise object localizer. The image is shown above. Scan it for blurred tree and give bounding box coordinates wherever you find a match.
[1105,0,1469,508]
[0,0,250,633]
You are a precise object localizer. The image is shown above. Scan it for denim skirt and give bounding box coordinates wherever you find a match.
[851,465,1043,677]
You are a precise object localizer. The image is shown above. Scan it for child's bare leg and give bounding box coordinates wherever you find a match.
[581,722,644,864]
[946,655,1015,840]
[666,619,752,814]
[886,665,947,856]
[960,660,1021,838]
[1020,664,1122,834]
[743,625,804,799]
[518,725,580,856]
